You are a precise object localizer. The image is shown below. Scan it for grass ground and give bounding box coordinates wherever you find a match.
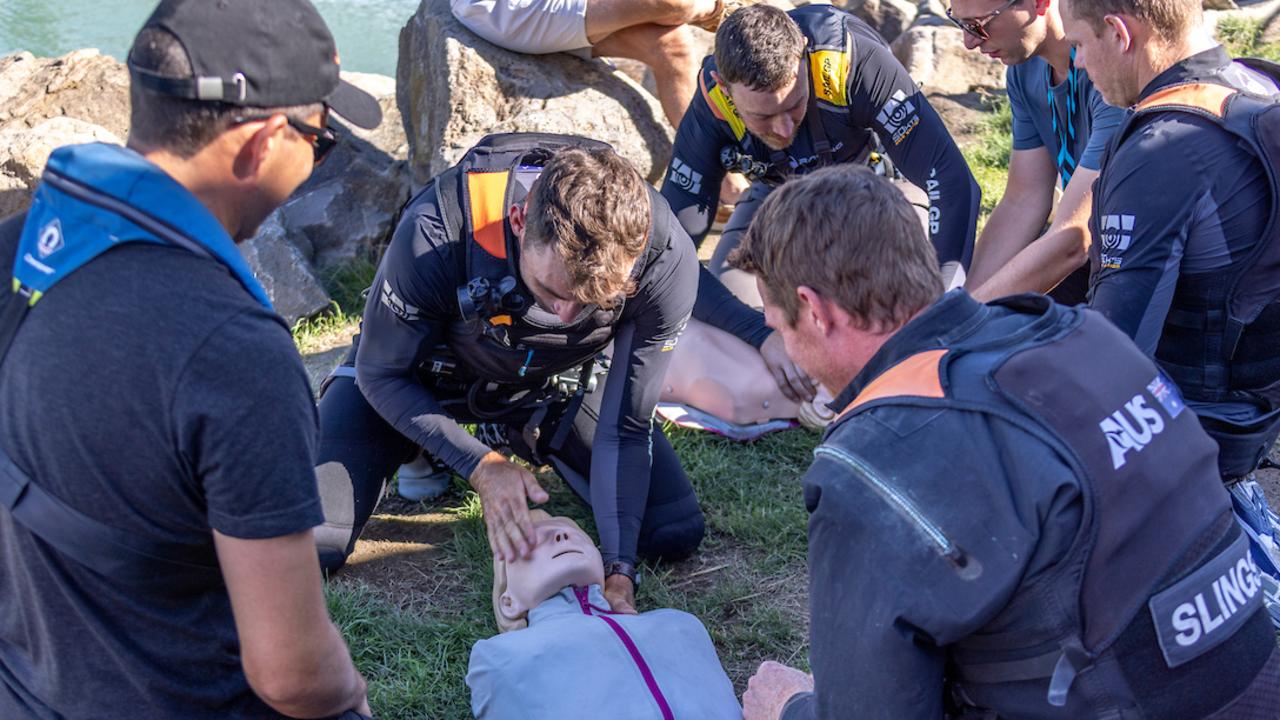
[296,36,1280,712]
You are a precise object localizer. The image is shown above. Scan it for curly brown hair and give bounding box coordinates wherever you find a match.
[523,147,651,308]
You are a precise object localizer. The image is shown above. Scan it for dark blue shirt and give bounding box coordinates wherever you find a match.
[0,196,322,718]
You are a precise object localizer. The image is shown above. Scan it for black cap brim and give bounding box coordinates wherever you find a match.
[327,79,382,130]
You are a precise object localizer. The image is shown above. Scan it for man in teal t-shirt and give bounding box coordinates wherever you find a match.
[948,0,1124,303]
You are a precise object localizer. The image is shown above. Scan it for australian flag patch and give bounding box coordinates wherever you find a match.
[1147,373,1185,419]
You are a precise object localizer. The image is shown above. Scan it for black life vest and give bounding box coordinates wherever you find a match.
[1089,58,1280,476]
[827,296,1275,717]
[426,132,670,386]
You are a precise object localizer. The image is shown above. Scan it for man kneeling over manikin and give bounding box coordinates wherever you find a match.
[466,511,741,719]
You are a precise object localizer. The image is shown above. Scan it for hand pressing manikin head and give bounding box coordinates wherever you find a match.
[492,510,603,632]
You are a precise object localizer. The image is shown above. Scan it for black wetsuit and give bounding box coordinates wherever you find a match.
[315,139,705,572]
[661,4,979,313]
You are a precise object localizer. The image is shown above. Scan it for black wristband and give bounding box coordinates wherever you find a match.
[604,560,640,589]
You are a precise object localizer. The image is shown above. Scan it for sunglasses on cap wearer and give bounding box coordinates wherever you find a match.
[232,112,339,165]
[946,0,1022,41]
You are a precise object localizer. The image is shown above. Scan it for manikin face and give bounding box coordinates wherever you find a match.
[950,0,1044,65]
[498,517,605,623]
[721,62,809,151]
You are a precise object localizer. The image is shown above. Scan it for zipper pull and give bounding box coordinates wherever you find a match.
[518,348,534,377]
[573,586,592,615]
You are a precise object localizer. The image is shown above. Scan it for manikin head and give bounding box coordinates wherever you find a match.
[728,166,944,395]
[712,5,810,151]
[948,0,1060,65]
[124,0,380,241]
[492,511,605,633]
[507,148,652,324]
[1061,0,1203,107]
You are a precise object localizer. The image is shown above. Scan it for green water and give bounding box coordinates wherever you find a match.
[0,0,421,77]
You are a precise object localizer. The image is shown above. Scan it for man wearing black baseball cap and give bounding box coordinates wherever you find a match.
[0,1,378,718]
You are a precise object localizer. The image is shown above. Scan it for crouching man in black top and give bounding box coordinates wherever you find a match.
[316,135,703,614]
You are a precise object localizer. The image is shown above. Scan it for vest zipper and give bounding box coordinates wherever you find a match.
[572,587,675,720]
[814,445,971,570]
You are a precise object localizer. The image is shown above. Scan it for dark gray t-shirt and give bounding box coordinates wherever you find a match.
[0,215,324,719]
[1007,56,1125,182]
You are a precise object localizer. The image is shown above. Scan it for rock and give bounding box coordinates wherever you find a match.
[835,0,919,44]
[239,214,334,327]
[891,24,1005,94]
[0,117,121,218]
[339,71,409,159]
[917,0,949,19]
[396,0,673,188]
[0,50,130,140]
[1202,0,1239,10]
[253,131,412,273]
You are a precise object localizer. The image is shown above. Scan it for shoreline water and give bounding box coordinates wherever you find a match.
[0,0,418,77]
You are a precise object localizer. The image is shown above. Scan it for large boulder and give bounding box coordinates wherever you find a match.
[0,117,121,217]
[0,50,127,217]
[0,50,130,140]
[891,24,1005,94]
[836,0,919,44]
[396,0,673,188]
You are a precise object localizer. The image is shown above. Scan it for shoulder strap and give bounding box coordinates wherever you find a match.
[699,68,747,142]
[0,441,219,585]
[808,27,855,110]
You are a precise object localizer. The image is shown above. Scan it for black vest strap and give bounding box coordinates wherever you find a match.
[0,434,219,584]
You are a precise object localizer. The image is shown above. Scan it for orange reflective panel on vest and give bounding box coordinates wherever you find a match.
[837,349,949,419]
[1135,83,1236,118]
[467,170,510,260]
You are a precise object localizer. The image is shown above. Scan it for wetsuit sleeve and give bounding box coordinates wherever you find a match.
[1087,121,1199,355]
[781,407,1082,720]
[660,63,734,248]
[592,231,698,566]
[1007,66,1046,151]
[693,263,771,348]
[1079,87,1125,171]
[354,200,494,479]
[847,31,980,268]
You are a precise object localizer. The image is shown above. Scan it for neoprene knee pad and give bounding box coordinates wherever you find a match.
[638,504,706,562]
[315,523,354,575]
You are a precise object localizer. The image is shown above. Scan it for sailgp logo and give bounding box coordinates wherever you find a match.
[37,219,63,258]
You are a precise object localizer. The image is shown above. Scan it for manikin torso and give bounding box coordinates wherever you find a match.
[466,584,741,719]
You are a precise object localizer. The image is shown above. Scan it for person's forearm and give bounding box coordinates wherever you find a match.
[357,368,490,477]
[966,196,1050,290]
[971,169,1096,301]
[692,264,771,348]
[972,224,1088,301]
[259,623,366,719]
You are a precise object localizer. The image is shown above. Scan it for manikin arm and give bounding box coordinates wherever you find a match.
[660,318,800,424]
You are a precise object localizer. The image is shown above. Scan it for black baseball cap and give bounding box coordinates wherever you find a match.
[127,0,381,129]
